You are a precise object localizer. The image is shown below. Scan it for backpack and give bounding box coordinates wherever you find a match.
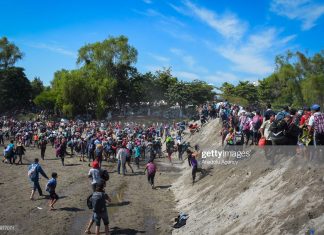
[242,116,250,131]
[234,132,244,145]
[100,169,110,181]
[89,142,95,152]
[92,192,106,213]
[28,164,38,179]
[276,111,288,121]
[314,113,324,134]
[252,116,262,130]
[269,119,286,133]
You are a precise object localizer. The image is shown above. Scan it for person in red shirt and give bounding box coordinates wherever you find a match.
[299,107,311,127]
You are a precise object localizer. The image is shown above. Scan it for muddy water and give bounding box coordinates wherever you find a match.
[69,181,129,234]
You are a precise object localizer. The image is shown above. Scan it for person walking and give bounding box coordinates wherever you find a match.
[28,158,49,200]
[86,182,111,235]
[46,172,59,210]
[144,159,157,189]
[15,141,26,165]
[39,137,47,160]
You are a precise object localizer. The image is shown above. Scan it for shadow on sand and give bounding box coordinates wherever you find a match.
[110,227,146,235]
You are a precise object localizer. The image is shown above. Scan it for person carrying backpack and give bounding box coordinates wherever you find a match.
[276,106,290,121]
[88,160,102,192]
[28,158,49,200]
[308,104,324,146]
[85,182,111,235]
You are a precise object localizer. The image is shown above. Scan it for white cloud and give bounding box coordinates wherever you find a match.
[28,42,76,57]
[209,28,296,76]
[173,71,199,81]
[169,3,191,16]
[142,9,186,27]
[205,71,240,83]
[161,28,196,42]
[147,53,170,63]
[170,48,195,67]
[144,65,167,72]
[170,48,209,73]
[205,71,259,85]
[183,0,248,40]
[271,0,324,30]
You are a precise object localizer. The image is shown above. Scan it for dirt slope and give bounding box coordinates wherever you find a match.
[172,119,324,235]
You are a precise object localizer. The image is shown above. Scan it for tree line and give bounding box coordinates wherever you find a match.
[219,51,324,111]
[0,36,215,118]
[1,36,323,118]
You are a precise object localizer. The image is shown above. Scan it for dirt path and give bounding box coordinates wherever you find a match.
[0,143,179,235]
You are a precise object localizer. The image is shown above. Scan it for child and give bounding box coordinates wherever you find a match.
[46,172,59,210]
[144,159,157,189]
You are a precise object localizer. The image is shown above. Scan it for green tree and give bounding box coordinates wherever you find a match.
[0,37,23,69]
[31,77,45,99]
[33,90,56,110]
[0,67,32,112]
[166,81,191,117]
[77,35,138,111]
[154,68,177,103]
[189,80,215,105]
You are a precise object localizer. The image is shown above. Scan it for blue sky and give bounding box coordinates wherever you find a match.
[1,0,324,86]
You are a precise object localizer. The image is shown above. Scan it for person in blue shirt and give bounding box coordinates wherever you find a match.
[46,172,58,210]
[4,140,15,164]
[134,144,141,169]
[28,158,49,200]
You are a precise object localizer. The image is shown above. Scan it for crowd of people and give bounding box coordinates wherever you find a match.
[0,115,196,234]
[195,101,324,148]
[1,100,323,234]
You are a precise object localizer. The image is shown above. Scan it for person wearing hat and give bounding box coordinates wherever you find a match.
[88,161,102,192]
[15,140,26,165]
[308,104,324,146]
